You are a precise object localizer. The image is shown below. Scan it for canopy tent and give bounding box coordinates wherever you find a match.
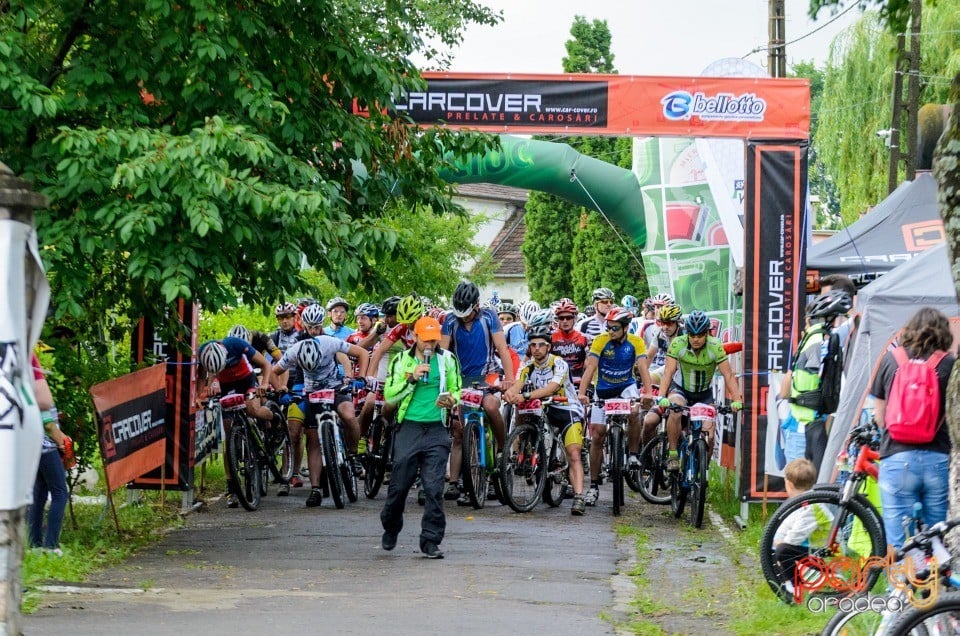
[818,243,960,483]
[807,172,942,286]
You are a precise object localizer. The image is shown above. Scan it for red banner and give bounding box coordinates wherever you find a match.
[361,72,809,139]
[90,364,166,490]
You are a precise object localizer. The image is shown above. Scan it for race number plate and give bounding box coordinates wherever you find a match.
[517,399,543,415]
[219,394,247,411]
[603,399,631,416]
[308,389,336,405]
[461,389,484,408]
[690,403,717,422]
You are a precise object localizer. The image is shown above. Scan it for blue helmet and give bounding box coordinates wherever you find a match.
[684,310,711,335]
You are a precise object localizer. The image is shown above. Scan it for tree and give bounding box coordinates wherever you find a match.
[792,61,842,228]
[0,1,500,342]
[521,16,647,307]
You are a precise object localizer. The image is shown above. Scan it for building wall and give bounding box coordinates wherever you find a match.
[478,279,529,306]
[452,196,516,272]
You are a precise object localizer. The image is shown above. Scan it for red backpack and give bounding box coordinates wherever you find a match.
[884,348,948,444]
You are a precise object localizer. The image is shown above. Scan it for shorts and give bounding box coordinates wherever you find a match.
[221,375,258,397]
[546,407,584,447]
[590,383,639,425]
[301,390,352,430]
[668,384,714,406]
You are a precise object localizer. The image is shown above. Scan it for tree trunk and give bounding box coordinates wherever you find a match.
[0,507,26,636]
[932,73,960,547]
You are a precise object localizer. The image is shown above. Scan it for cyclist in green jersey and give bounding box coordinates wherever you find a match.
[657,310,742,471]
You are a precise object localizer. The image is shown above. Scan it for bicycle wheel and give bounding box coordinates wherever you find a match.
[759,489,886,604]
[670,449,687,519]
[364,416,387,499]
[341,438,358,504]
[637,433,671,505]
[460,420,487,509]
[887,590,960,635]
[500,424,546,513]
[542,434,568,508]
[226,424,261,511]
[687,438,708,528]
[609,425,624,516]
[820,593,903,636]
[320,420,345,509]
[266,424,294,484]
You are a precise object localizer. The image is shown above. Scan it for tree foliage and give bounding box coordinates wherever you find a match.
[522,16,646,308]
[0,0,499,342]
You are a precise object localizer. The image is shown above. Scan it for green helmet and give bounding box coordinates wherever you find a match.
[396,293,424,325]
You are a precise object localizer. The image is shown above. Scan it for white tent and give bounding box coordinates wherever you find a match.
[818,242,960,483]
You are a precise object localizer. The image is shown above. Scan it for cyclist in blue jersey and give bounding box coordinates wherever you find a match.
[324,297,355,340]
[577,307,654,506]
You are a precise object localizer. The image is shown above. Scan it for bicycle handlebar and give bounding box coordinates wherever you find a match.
[897,516,960,560]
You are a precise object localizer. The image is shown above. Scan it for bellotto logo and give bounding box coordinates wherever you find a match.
[661,91,767,123]
[902,220,945,251]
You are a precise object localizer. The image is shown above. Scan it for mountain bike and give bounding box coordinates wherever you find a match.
[308,386,358,509]
[221,391,293,511]
[625,384,659,495]
[592,396,638,517]
[361,382,395,499]
[499,395,573,513]
[636,410,671,505]
[821,511,960,636]
[759,421,886,604]
[460,384,504,509]
[665,403,730,528]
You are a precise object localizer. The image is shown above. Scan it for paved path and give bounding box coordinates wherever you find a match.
[25,484,627,636]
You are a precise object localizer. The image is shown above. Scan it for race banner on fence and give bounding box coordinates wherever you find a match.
[90,364,166,490]
[362,73,810,139]
[741,141,807,501]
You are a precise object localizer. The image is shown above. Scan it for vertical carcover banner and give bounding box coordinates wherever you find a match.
[741,141,807,500]
[131,301,199,490]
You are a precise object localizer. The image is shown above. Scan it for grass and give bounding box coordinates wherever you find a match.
[21,459,228,613]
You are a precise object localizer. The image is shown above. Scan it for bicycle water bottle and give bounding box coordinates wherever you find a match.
[543,424,553,455]
[484,426,495,467]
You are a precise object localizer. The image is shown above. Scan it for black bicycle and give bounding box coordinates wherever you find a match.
[664,402,730,528]
[308,386,358,509]
[362,382,395,499]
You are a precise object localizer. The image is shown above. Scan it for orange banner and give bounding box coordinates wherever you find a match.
[90,364,166,490]
[374,72,810,139]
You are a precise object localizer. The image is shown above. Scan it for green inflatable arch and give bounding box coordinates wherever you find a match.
[439,135,646,247]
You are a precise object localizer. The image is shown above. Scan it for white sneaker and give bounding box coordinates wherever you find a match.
[628,454,641,469]
[584,486,599,507]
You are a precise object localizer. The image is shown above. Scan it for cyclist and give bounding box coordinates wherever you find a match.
[620,295,641,335]
[551,298,588,389]
[576,307,655,507]
[324,297,355,340]
[575,287,615,343]
[347,302,384,450]
[657,310,743,472]
[499,302,528,361]
[271,302,306,494]
[504,326,588,516]
[440,280,515,505]
[272,333,370,508]
[640,303,684,443]
[640,293,676,347]
[197,337,276,508]
[226,324,282,363]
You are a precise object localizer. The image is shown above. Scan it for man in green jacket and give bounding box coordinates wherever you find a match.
[380,316,461,559]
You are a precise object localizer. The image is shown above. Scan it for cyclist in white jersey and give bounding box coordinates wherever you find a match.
[575,287,615,343]
[641,303,685,443]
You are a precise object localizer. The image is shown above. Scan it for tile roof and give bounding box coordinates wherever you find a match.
[488,206,526,276]
[455,183,530,203]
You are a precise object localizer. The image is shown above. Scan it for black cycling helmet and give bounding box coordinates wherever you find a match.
[526,325,552,343]
[381,295,401,316]
[806,290,852,320]
[452,281,480,317]
[684,310,711,335]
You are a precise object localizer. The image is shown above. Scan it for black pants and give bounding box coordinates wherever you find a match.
[805,417,828,474]
[380,421,451,548]
[773,542,809,585]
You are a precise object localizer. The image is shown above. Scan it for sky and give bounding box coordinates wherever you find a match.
[439,0,864,76]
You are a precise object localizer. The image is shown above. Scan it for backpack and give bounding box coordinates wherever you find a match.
[791,327,843,415]
[884,348,948,444]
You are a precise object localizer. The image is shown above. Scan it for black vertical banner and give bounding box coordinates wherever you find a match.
[131,300,199,491]
[741,141,807,501]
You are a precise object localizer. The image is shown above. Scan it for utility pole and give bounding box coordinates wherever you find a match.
[904,0,922,181]
[768,0,786,78]
[888,34,906,194]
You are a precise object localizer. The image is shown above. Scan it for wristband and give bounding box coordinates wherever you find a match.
[41,407,59,426]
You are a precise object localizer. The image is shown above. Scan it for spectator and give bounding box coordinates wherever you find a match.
[380,317,460,559]
[871,307,955,549]
[772,458,833,593]
[29,353,69,555]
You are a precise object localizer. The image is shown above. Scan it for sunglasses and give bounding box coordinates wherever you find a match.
[557,315,575,320]
[277,314,295,319]
[529,342,550,348]
[606,324,623,332]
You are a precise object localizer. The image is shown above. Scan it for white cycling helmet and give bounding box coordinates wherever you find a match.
[518,300,541,324]
[301,304,325,327]
[526,309,555,330]
[199,342,227,374]
[227,324,251,343]
[296,339,322,371]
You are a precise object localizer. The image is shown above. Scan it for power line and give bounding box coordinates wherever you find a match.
[743,3,860,57]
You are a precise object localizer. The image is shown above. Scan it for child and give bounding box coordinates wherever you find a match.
[772,458,835,593]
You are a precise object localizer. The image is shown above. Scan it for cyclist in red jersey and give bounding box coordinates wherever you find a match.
[551,298,588,388]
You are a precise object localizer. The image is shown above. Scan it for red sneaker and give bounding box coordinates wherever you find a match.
[290,475,304,488]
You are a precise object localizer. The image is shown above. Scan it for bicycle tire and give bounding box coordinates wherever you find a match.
[886,590,960,636]
[364,416,387,499]
[688,438,708,528]
[637,433,671,505]
[670,449,687,519]
[321,420,345,509]
[338,426,358,504]
[266,424,294,484]
[500,424,546,513]
[610,425,624,516]
[226,424,261,511]
[461,420,488,509]
[542,434,568,508]
[820,593,903,636]
[759,489,886,604]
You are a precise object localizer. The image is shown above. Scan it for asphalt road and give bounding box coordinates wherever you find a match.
[24,481,629,636]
